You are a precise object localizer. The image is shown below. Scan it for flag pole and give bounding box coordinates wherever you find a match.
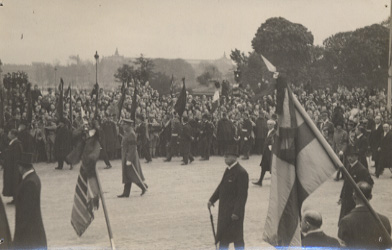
[94,166,116,250]
[387,0,392,113]
[290,90,392,245]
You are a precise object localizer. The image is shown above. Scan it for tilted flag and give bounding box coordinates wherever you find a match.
[57,78,64,120]
[262,75,337,246]
[70,132,101,237]
[170,74,174,97]
[130,85,137,121]
[174,78,186,117]
[261,54,277,73]
[210,81,220,114]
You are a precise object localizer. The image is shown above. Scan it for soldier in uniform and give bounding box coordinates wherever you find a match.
[54,118,73,170]
[136,115,152,163]
[200,113,214,161]
[118,119,148,198]
[240,113,252,160]
[164,112,181,162]
[180,116,194,165]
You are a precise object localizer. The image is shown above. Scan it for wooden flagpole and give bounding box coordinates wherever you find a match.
[291,90,392,246]
[94,166,116,250]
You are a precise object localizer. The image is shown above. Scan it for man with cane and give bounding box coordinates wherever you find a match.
[207,144,249,250]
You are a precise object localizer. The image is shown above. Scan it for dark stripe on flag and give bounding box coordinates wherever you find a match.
[296,121,316,154]
[77,176,88,194]
[273,127,297,166]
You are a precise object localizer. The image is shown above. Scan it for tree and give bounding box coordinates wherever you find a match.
[230,49,248,83]
[196,64,222,86]
[152,58,196,88]
[114,64,137,86]
[323,24,388,88]
[135,54,154,83]
[149,72,172,95]
[251,17,314,84]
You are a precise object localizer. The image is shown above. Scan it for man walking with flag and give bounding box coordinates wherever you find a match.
[208,144,248,250]
[118,119,148,198]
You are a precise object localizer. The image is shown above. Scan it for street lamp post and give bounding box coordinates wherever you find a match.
[94,51,99,84]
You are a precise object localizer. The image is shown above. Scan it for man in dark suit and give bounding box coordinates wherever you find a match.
[254,111,268,155]
[253,120,276,186]
[338,181,391,249]
[180,117,194,165]
[240,113,252,160]
[136,115,152,163]
[369,116,383,177]
[354,126,369,169]
[199,113,214,161]
[378,123,392,177]
[319,111,334,143]
[13,153,47,249]
[217,112,235,156]
[2,129,23,205]
[54,118,73,170]
[208,145,249,250]
[338,147,373,222]
[301,210,340,248]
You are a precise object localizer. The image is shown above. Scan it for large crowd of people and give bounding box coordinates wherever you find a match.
[0,79,392,173]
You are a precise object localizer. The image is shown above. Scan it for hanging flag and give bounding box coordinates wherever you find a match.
[262,76,337,247]
[130,85,137,121]
[170,74,174,97]
[117,82,126,121]
[174,78,186,117]
[70,134,101,237]
[57,78,64,120]
[261,54,277,72]
[26,83,32,126]
[211,81,220,114]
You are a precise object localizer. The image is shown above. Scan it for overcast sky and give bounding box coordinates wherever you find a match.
[0,0,389,65]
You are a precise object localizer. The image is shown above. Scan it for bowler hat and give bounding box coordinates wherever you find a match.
[225,144,239,157]
[346,147,359,156]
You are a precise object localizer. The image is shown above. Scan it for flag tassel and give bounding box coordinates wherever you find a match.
[94,166,116,250]
[291,93,392,246]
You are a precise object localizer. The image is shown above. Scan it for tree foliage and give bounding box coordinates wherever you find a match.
[251,17,314,84]
[135,54,154,83]
[114,64,137,86]
[196,64,222,86]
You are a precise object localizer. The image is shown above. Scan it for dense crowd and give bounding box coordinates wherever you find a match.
[0,79,391,172]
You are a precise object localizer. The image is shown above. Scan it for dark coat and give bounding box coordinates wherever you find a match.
[2,139,23,197]
[217,117,234,142]
[54,125,73,160]
[18,129,35,154]
[180,123,193,144]
[13,171,47,249]
[339,161,373,221]
[379,131,392,170]
[254,117,268,140]
[260,129,276,172]
[0,195,12,249]
[240,119,252,139]
[209,163,249,243]
[354,134,369,168]
[338,206,391,249]
[369,123,383,160]
[101,120,118,154]
[302,231,340,248]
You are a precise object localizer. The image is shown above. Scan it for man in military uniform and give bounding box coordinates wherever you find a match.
[54,118,73,170]
[118,119,148,198]
[180,116,194,165]
[136,115,152,163]
[164,112,181,162]
[240,113,252,160]
[200,113,214,161]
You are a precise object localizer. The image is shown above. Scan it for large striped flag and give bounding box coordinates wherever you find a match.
[262,75,337,246]
[70,134,101,237]
[174,78,186,117]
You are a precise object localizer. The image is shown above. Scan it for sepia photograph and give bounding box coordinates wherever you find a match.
[0,0,391,249]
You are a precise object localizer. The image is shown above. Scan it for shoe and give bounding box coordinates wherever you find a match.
[144,183,148,189]
[7,200,15,205]
[252,181,262,186]
[104,165,112,169]
[141,189,147,196]
[190,158,194,163]
[70,166,73,170]
[200,158,208,161]
[117,194,129,198]
[55,167,63,170]
[164,159,171,162]
[181,162,188,165]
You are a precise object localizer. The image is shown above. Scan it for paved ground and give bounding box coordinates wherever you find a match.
[1,156,392,249]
